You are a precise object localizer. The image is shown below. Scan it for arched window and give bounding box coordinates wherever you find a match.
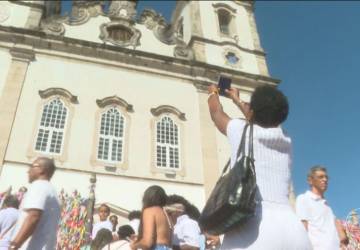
[35,98,68,154]
[97,107,125,163]
[218,9,231,35]
[156,116,180,169]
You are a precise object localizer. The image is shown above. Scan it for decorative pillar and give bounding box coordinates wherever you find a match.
[246,5,270,76]
[289,181,296,209]
[85,173,97,243]
[195,82,220,198]
[0,47,35,176]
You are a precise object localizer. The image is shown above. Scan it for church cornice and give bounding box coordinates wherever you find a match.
[38,88,79,104]
[150,105,186,121]
[0,26,280,87]
[96,96,134,112]
[9,0,45,9]
[189,35,265,57]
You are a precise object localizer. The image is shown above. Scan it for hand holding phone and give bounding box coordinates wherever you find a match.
[218,76,232,96]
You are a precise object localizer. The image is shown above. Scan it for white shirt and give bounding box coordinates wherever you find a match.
[129,219,140,235]
[227,119,292,204]
[296,191,340,250]
[103,240,131,250]
[13,180,61,250]
[0,207,19,249]
[92,220,113,239]
[173,214,201,248]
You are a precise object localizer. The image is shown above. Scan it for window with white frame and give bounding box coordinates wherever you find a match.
[97,107,125,163]
[156,116,180,169]
[35,98,67,154]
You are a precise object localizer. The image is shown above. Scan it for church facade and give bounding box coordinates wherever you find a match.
[0,0,280,216]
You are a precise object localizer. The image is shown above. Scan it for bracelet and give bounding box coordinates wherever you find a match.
[208,90,219,98]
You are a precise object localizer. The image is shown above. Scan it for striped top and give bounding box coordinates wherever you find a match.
[227,119,292,204]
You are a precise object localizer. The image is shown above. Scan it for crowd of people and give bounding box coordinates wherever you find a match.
[0,85,358,250]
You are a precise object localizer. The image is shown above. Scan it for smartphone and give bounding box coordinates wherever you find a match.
[218,76,232,96]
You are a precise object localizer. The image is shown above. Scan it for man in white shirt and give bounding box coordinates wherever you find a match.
[92,204,113,239]
[296,166,347,250]
[165,199,201,250]
[10,157,61,250]
[0,195,19,250]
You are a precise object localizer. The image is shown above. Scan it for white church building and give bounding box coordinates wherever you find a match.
[0,0,282,219]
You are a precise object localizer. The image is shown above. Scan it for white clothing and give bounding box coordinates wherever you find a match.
[221,119,311,250]
[129,219,140,235]
[173,214,201,248]
[103,240,131,250]
[92,220,113,239]
[13,180,61,250]
[296,191,340,250]
[0,207,19,250]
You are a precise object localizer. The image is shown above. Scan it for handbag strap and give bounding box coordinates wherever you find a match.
[247,123,254,159]
[221,123,250,175]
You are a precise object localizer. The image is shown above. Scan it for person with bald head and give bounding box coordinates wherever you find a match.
[9,157,60,250]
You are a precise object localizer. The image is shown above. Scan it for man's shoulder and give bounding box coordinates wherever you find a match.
[30,180,57,194]
[179,215,200,229]
[296,191,313,205]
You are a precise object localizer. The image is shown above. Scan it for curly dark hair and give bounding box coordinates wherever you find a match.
[117,225,135,240]
[166,194,200,221]
[250,85,289,127]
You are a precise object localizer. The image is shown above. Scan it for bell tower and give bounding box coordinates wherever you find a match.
[171,1,269,77]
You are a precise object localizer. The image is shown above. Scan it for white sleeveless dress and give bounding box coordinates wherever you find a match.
[220,119,311,250]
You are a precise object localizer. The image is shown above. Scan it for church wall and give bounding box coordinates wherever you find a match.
[135,25,176,57]
[63,16,110,43]
[62,17,176,58]
[4,53,205,185]
[0,48,11,96]
[198,1,254,49]
[204,43,260,75]
[180,4,192,44]
[195,1,260,74]
[0,1,30,28]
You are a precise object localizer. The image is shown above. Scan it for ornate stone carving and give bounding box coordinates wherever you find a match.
[223,48,242,69]
[0,3,11,24]
[9,47,35,62]
[39,88,78,104]
[40,1,105,35]
[40,17,66,36]
[66,1,105,26]
[108,0,137,23]
[139,9,167,31]
[99,21,141,48]
[139,9,194,60]
[96,96,134,112]
[150,105,186,121]
[212,3,237,14]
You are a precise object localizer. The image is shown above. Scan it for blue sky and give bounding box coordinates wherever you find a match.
[61,1,359,219]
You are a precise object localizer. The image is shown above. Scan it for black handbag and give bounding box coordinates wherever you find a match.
[199,123,257,235]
